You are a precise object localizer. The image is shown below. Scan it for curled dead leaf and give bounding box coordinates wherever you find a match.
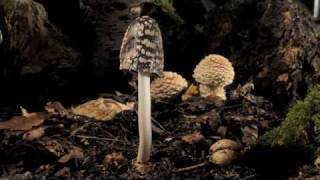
[72,98,132,121]
[0,108,47,131]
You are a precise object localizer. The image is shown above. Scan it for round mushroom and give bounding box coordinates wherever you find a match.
[151,71,188,100]
[193,54,235,101]
[120,16,164,165]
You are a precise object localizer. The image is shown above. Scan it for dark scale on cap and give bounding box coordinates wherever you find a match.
[120,16,164,75]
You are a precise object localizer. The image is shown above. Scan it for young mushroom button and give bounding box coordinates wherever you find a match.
[193,54,235,101]
[119,16,164,166]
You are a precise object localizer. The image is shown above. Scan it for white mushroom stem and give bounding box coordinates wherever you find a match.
[315,0,319,18]
[137,71,152,163]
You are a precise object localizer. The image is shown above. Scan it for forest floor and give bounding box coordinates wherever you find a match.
[0,90,318,179]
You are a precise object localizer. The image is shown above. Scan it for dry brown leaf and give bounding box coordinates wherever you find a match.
[181,132,204,144]
[45,101,69,117]
[23,127,45,141]
[241,125,259,145]
[103,152,127,168]
[42,139,65,157]
[0,108,47,131]
[71,98,132,121]
[54,167,71,177]
[181,84,199,101]
[58,146,84,163]
[277,73,289,82]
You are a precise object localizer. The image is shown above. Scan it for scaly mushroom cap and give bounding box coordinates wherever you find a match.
[151,71,188,100]
[120,16,164,75]
[193,54,235,88]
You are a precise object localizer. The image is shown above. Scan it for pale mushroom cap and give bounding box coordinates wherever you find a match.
[120,16,164,75]
[193,54,235,87]
[151,71,188,100]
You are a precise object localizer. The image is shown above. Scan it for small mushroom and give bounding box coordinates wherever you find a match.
[193,54,235,101]
[151,71,188,100]
[120,16,164,164]
[209,139,242,166]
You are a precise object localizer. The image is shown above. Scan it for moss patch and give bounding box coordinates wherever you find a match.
[260,85,320,147]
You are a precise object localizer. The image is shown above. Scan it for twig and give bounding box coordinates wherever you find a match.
[70,124,90,136]
[72,135,127,143]
[173,162,208,172]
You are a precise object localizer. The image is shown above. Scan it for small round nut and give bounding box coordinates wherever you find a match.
[193,54,235,88]
[210,139,242,153]
[209,139,242,166]
[151,71,188,100]
[210,149,238,166]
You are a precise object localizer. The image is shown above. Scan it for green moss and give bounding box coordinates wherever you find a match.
[260,85,320,147]
[153,0,184,24]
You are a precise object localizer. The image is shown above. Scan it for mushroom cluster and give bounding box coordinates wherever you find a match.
[193,54,235,101]
[151,71,188,100]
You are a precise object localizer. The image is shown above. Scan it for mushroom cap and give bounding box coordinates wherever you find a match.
[151,71,188,100]
[193,54,235,87]
[120,16,164,75]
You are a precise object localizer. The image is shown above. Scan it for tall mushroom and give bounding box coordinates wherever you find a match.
[120,16,164,165]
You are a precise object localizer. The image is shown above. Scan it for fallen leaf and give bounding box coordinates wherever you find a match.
[181,84,199,101]
[23,127,45,141]
[277,73,289,82]
[45,101,69,117]
[72,98,132,121]
[42,139,65,157]
[103,152,127,168]
[181,132,204,144]
[54,167,71,177]
[241,125,259,145]
[0,108,47,131]
[58,146,84,163]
